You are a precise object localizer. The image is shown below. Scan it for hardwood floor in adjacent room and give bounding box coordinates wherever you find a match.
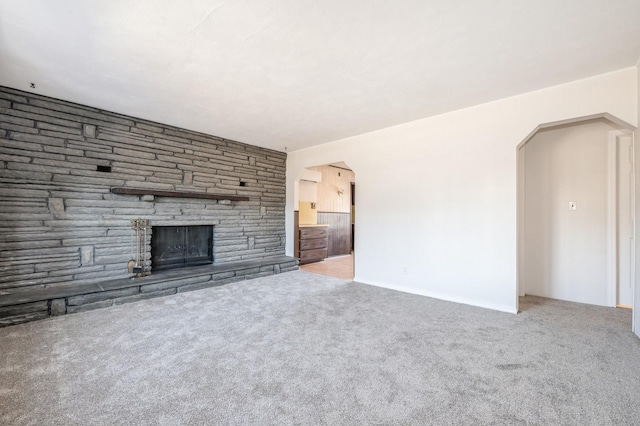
[299,254,354,280]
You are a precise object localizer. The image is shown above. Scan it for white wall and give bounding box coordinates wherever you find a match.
[635,62,640,336]
[294,168,322,208]
[298,180,317,203]
[523,120,620,306]
[286,68,638,314]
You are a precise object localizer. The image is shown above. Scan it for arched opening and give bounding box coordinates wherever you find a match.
[517,113,635,323]
[293,162,355,280]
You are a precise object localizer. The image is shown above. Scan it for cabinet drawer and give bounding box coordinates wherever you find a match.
[299,248,328,261]
[300,238,327,250]
[299,228,327,239]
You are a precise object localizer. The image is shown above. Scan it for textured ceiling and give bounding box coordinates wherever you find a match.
[1,1,639,152]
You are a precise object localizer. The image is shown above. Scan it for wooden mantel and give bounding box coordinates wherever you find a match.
[110,187,250,202]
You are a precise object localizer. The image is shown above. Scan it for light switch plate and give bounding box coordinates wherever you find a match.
[569,201,577,210]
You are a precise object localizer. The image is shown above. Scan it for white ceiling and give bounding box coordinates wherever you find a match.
[1,1,639,152]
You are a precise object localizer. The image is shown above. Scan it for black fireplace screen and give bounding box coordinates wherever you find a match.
[151,225,213,271]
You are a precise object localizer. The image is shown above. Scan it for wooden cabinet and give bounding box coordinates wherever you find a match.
[298,226,328,264]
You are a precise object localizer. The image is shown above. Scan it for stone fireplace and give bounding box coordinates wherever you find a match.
[151,225,214,271]
[0,86,298,326]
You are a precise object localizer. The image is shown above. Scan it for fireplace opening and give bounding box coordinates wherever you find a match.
[151,225,213,271]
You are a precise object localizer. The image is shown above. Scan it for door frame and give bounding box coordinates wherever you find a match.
[607,129,635,307]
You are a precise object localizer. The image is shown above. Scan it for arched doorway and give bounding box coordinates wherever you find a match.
[294,162,355,280]
[517,114,635,320]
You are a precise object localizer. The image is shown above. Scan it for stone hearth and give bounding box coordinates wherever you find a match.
[0,256,298,326]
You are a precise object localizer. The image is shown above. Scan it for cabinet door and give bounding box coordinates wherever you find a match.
[300,238,327,250]
[299,248,328,262]
[300,228,327,239]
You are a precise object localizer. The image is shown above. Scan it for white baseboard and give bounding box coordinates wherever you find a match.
[353,276,518,314]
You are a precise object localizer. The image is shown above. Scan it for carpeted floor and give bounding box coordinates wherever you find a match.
[1,271,639,425]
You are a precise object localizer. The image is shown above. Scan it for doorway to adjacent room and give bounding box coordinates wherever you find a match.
[517,114,635,317]
[294,162,355,280]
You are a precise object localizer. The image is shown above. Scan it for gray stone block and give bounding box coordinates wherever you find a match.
[36,259,80,272]
[49,265,104,278]
[100,126,149,141]
[40,130,86,142]
[2,123,38,137]
[207,276,243,287]
[129,127,160,139]
[52,174,125,186]
[50,299,66,316]
[0,264,35,276]
[113,288,176,305]
[9,105,79,127]
[0,212,51,223]
[134,122,163,133]
[244,271,275,280]
[0,311,49,327]
[72,269,111,281]
[68,141,112,153]
[212,271,235,280]
[24,152,72,166]
[80,246,94,265]
[176,280,221,293]
[10,132,65,146]
[48,197,65,212]
[83,124,96,138]
[147,175,183,185]
[1,137,44,153]
[37,121,82,134]
[166,130,220,144]
[122,182,174,192]
[234,266,261,276]
[0,301,48,319]
[113,147,156,160]
[143,138,186,153]
[67,300,113,314]
[0,113,35,127]
[43,145,85,156]
[140,275,210,293]
[110,207,151,215]
[0,169,53,182]
[155,133,191,145]
[183,171,193,185]
[95,132,173,153]
[28,98,134,126]
[67,287,139,306]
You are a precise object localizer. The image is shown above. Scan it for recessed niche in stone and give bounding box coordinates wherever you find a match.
[151,225,213,271]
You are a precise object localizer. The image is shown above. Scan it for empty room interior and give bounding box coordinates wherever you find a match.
[1,1,640,424]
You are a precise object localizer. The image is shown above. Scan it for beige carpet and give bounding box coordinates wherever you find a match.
[1,271,639,425]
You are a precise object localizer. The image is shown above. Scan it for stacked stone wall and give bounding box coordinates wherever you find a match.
[0,86,287,294]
